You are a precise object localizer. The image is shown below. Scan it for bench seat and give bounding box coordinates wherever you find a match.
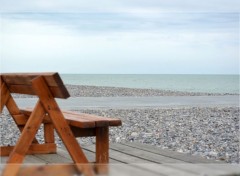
[20,108,122,128]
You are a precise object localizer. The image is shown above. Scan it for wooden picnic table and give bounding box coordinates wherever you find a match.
[0,72,121,176]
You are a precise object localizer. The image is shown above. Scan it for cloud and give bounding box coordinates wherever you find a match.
[0,0,240,13]
[2,12,238,36]
[0,1,239,74]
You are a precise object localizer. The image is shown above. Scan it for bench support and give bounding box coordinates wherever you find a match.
[31,76,94,175]
[96,127,109,174]
[3,101,46,176]
[1,76,94,176]
[0,143,56,156]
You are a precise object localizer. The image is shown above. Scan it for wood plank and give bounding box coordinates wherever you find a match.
[1,74,38,86]
[0,143,56,156]
[34,153,72,164]
[8,85,69,99]
[1,155,46,164]
[131,163,199,176]
[63,110,122,127]
[23,155,46,164]
[96,127,109,164]
[3,159,159,176]
[121,142,223,164]
[1,73,70,99]
[207,164,240,174]
[21,108,96,128]
[64,113,96,128]
[12,114,28,125]
[21,108,121,128]
[110,164,160,176]
[17,163,170,176]
[57,148,96,163]
[64,112,108,127]
[44,124,55,143]
[110,143,185,163]
[79,144,239,176]
[1,73,62,87]
[58,147,121,164]
[7,85,36,96]
[20,109,53,124]
[96,127,109,174]
[2,144,238,176]
[82,145,156,164]
[164,163,240,176]
[33,147,240,176]
[18,164,79,176]
[31,76,94,176]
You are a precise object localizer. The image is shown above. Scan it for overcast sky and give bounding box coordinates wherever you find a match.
[0,0,239,74]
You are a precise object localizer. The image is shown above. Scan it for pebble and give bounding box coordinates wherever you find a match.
[130,132,138,137]
[79,107,239,164]
[2,85,239,164]
[11,84,237,98]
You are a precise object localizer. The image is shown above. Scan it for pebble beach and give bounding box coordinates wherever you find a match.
[1,85,239,163]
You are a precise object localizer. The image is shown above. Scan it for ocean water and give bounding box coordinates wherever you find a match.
[61,74,239,94]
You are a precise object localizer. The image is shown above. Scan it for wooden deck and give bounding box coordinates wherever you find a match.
[1,142,239,176]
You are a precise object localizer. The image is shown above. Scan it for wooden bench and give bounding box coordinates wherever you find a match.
[0,72,122,176]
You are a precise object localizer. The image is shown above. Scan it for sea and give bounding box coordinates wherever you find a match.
[60,74,239,94]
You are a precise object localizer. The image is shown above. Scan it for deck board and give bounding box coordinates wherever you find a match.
[110,143,186,163]
[121,142,223,163]
[1,142,239,176]
[131,163,200,176]
[58,147,121,164]
[83,145,156,164]
[33,153,72,164]
[165,163,240,176]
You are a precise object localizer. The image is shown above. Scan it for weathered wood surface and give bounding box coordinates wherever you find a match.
[1,143,239,176]
[0,144,56,156]
[21,108,122,128]
[1,73,70,98]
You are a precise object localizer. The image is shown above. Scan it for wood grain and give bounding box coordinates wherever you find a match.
[96,127,109,174]
[0,143,56,156]
[1,73,70,99]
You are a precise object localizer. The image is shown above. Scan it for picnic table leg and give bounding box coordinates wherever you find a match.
[2,101,45,176]
[44,123,55,143]
[96,127,109,174]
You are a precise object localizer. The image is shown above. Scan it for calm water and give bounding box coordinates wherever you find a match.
[61,74,239,94]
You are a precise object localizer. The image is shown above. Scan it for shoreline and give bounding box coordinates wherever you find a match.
[13,96,239,109]
[66,84,238,97]
[12,84,239,98]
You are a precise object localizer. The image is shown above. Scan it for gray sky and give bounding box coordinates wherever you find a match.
[0,0,239,74]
